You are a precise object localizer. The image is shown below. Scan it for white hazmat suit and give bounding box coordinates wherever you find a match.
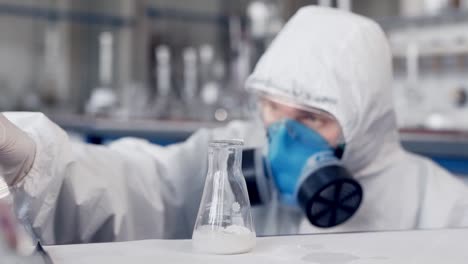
[3,7,468,245]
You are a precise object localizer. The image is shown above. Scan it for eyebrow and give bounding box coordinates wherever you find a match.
[263,98,333,120]
[296,111,319,119]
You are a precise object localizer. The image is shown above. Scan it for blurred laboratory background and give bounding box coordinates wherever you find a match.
[1,0,468,176]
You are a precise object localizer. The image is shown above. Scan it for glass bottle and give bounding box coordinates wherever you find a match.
[192,140,256,254]
[152,45,172,119]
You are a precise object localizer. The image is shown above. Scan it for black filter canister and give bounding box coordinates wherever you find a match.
[297,165,362,228]
[241,148,271,206]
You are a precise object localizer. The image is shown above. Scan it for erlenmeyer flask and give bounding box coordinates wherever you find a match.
[192,140,256,254]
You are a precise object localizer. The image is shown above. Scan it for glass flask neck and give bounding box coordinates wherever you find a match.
[208,140,243,174]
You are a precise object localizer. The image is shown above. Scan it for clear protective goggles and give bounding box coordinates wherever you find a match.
[254,92,345,146]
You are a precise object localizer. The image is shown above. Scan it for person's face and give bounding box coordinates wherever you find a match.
[259,97,342,147]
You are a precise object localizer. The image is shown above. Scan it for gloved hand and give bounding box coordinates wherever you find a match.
[0,201,18,250]
[0,114,36,186]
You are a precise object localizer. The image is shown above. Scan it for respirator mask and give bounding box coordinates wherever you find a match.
[242,118,362,228]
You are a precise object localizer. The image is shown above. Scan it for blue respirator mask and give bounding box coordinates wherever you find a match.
[241,119,362,228]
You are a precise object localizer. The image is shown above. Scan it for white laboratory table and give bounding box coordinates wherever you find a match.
[43,228,468,264]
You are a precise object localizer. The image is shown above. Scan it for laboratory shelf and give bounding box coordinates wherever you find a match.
[49,114,468,176]
[377,9,468,30]
[0,3,243,27]
[400,128,468,175]
[49,113,222,145]
[0,3,133,27]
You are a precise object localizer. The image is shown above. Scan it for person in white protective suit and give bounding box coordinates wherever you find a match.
[1,6,468,245]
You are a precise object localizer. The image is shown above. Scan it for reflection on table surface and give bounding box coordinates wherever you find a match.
[44,228,468,264]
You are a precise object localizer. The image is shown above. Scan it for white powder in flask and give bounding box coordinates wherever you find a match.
[192,225,256,254]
